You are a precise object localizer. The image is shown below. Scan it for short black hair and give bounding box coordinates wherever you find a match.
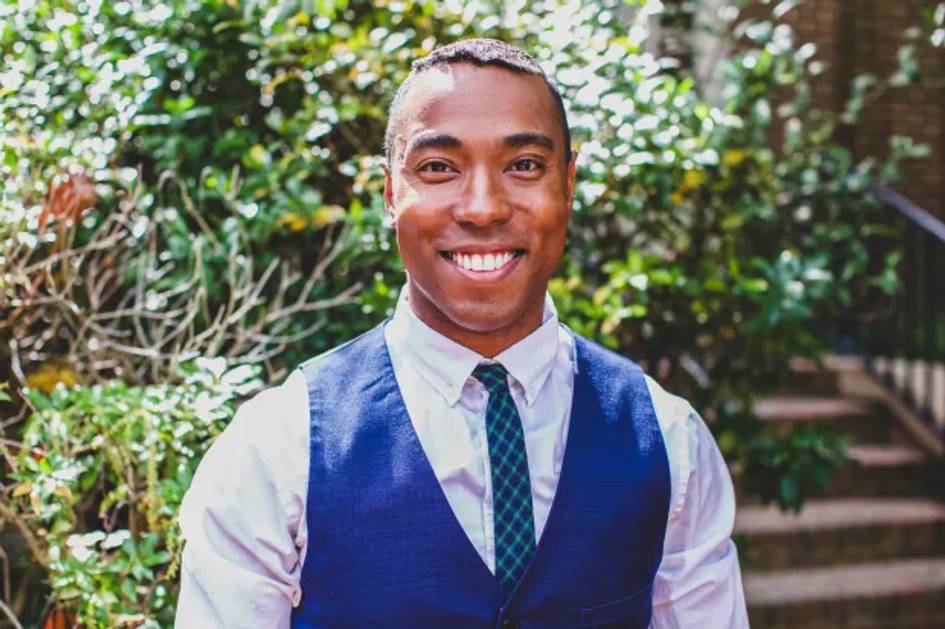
[383,38,571,168]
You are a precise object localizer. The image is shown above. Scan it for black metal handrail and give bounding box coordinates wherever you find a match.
[862,185,945,442]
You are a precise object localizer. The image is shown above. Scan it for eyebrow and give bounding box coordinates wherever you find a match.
[405,133,462,156]
[503,132,555,151]
[403,131,556,158]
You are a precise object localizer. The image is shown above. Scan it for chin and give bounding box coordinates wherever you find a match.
[442,301,522,334]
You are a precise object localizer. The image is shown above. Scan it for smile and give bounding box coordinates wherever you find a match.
[440,250,524,273]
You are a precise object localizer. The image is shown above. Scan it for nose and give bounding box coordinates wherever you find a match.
[452,166,512,227]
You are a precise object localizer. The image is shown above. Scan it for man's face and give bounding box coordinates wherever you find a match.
[384,63,576,353]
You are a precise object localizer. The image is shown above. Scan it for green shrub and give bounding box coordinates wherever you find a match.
[0,0,935,624]
[2,361,260,627]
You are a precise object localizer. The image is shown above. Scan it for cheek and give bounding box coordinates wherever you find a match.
[533,203,569,249]
[394,216,422,263]
[392,204,441,264]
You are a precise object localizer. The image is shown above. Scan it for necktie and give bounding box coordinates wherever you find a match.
[473,363,536,596]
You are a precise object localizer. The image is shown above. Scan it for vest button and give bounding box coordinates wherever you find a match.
[501,619,519,629]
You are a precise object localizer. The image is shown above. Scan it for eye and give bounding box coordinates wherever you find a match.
[418,160,455,174]
[508,158,543,172]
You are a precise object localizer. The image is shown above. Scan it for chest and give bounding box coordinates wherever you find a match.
[398,356,572,569]
[292,327,671,629]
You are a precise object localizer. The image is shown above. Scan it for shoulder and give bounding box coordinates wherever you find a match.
[298,322,388,382]
[566,331,647,411]
[234,369,310,444]
[191,370,310,482]
[569,330,644,375]
[567,328,693,425]
[642,373,698,441]
[642,374,729,521]
[180,369,310,538]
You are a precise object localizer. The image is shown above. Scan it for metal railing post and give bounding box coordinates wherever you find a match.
[870,186,945,443]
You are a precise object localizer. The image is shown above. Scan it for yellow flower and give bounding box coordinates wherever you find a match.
[26,362,78,394]
[312,205,346,227]
[722,149,747,168]
[277,211,308,233]
[679,169,707,192]
[672,169,707,202]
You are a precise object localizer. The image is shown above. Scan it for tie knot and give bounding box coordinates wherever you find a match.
[473,363,509,394]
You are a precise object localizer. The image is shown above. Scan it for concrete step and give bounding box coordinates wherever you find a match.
[745,557,945,629]
[787,357,843,395]
[736,498,945,570]
[828,444,936,498]
[754,396,890,443]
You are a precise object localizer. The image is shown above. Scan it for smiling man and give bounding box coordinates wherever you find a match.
[176,39,749,629]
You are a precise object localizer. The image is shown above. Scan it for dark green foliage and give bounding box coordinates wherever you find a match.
[0,0,934,625]
[740,423,850,512]
[5,361,260,627]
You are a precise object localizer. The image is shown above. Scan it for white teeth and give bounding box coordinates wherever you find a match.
[450,251,517,272]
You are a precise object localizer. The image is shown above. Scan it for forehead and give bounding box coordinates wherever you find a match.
[396,64,561,151]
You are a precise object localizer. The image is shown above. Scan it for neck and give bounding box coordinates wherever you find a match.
[406,284,545,358]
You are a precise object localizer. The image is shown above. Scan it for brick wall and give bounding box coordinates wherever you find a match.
[754,0,945,218]
[671,1,944,216]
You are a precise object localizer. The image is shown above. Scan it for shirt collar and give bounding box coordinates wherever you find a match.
[387,285,561,408]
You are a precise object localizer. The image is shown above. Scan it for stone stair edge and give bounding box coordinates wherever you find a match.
[735,497,945,534]
[753,395,881,420]
[845,443,928,465]
[745,355,945,626]
[743,556,945,606]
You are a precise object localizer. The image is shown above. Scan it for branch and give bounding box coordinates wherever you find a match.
[0,499,48,569]
[0,599,24,629]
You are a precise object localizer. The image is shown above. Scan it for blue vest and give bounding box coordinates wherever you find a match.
[291,323,670,629]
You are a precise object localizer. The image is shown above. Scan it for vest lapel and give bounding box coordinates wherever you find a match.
[375,327,616,604]
[499,335,596,604]
[373,327,504,594]
[296,325,670,628]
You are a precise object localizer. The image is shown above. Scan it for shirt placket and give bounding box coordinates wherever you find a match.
[464,377,497,574]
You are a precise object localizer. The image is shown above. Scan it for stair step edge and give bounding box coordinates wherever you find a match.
[846,444,928,466]
[744,557,945,606]
[755,396,880,421]
[736,498,945,534]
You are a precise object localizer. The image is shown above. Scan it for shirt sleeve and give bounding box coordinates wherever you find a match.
[175,369,310,629]
[645,377,750,629]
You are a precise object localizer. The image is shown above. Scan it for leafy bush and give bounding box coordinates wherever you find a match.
[739,422,850,510]
[0,0,934,624]
[1,361,260,627]
[543,5,925,510]
[0,169,362,388]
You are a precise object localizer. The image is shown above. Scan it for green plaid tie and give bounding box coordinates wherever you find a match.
[473,363,536,596]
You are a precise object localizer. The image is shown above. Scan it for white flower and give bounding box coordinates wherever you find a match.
[103,530,131,550]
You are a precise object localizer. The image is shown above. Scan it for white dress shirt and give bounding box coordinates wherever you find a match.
[176,291,749,628]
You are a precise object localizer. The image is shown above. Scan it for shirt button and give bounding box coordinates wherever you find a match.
[501,619,519,629]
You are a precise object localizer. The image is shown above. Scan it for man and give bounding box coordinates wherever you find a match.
[176,39,749,628]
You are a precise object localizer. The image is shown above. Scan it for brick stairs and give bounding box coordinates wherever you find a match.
[737,359,945,628]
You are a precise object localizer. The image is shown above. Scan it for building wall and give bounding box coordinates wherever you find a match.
[666,1,943,217]
[770,0,945,218]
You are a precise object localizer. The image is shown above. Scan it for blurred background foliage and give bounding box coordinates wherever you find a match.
[0,0,937,625]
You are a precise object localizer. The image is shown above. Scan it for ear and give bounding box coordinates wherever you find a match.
[383,165,396,225]
[565,149,578,213]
